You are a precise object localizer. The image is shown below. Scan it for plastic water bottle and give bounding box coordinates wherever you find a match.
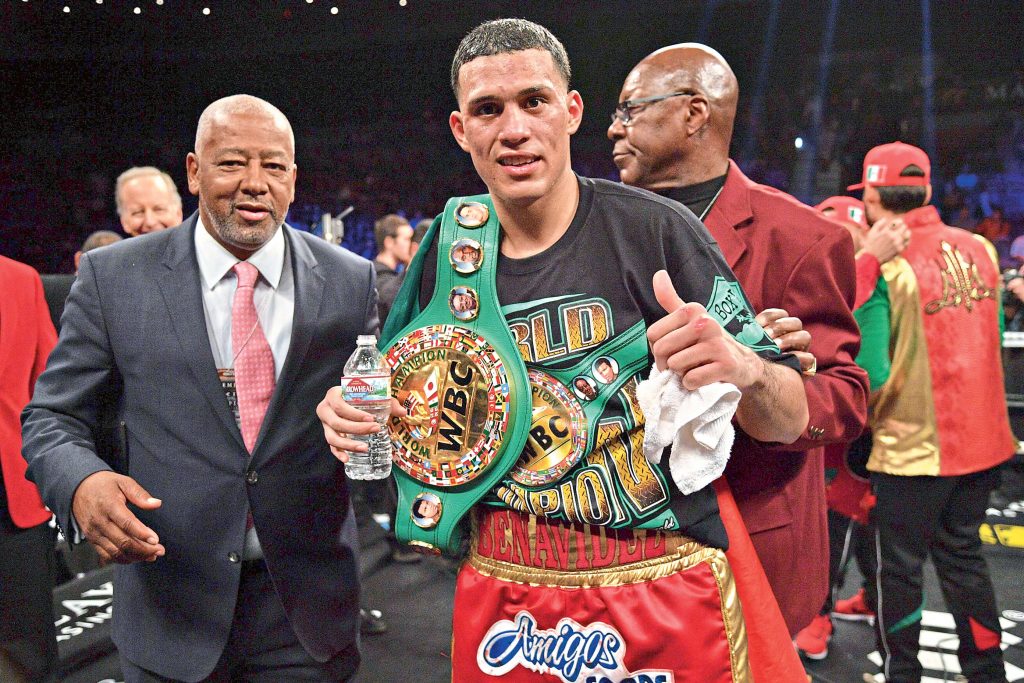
[340,335,393,480]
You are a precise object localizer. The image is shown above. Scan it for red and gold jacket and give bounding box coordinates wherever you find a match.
[867,205,1016,476]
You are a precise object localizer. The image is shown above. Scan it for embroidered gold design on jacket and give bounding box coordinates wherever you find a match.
[924,241,997,314]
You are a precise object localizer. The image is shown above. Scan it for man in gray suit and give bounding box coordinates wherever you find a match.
[22,95,375,682]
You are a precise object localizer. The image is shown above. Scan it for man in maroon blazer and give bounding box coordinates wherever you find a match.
[609,43,868,634]
[0,254,58,681]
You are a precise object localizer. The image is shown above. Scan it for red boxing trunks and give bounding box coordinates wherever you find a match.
[451,508,751,682]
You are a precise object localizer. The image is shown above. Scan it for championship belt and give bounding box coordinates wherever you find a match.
[381,195,532,555]
[507,322,649,488]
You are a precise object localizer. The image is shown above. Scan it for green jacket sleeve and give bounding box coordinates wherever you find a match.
[999,284,1006,338]
[854,278,891,392]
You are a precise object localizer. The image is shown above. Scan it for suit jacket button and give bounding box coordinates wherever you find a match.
[228,552,240,563]
[246,470,258,485]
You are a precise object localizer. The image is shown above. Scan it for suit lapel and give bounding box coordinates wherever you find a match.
[158,216,246,449]
[704,161,753,268]
[252,227,324,455]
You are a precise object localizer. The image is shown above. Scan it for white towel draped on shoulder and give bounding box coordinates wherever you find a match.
[635,365,741,495]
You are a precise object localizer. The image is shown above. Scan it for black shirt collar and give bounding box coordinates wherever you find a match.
[656,173,728,221]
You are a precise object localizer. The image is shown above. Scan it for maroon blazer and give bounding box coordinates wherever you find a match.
[705,162,869,634]
[0,255,56,528]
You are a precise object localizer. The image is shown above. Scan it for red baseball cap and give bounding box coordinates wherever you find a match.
[816,196,867,229]
[847,141,931,191]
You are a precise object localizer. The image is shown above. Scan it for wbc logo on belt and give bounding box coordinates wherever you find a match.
[386,324,511,487]
[509,369,588,486]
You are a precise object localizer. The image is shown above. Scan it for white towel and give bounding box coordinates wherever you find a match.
[635,365,741,495]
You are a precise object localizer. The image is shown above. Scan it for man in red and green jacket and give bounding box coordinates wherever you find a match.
[852,142,1015,683]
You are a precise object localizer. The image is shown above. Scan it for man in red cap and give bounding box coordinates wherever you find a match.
[851,141,1015,682]
[795,196,909,660]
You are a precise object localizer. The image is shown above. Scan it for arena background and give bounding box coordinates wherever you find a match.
[3,2,1024,681]
[2,0,1023,272]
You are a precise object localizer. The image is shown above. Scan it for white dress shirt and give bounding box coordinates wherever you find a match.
[195,218,295,559]
[194,217,294,377]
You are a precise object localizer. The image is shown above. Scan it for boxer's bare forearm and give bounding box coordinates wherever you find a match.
[734,358,808,444]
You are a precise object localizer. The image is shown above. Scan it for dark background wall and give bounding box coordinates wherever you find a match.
[2,0,1022,272]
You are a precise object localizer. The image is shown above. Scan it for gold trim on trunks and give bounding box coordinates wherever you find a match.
[469,544,720,588]
[708,549,752,681]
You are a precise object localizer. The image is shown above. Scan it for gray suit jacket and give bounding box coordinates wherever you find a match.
[22,214,377,680]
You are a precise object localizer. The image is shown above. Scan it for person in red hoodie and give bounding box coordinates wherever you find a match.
[1,255,58,682]
[817,196,909,309]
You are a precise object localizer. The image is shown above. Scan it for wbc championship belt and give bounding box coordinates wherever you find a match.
[380,195,532,555]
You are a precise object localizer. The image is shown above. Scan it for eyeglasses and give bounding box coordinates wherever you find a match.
[610,91,697,126]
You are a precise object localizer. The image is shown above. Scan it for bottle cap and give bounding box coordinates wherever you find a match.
[357,334,378,345]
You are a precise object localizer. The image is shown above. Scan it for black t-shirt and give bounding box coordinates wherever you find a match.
[374,260,402,326]
[416,176,797,549]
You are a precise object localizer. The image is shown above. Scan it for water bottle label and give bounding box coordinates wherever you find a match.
[340,374,390,403]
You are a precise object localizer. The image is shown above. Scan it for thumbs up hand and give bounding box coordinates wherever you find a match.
[647,270,765,391]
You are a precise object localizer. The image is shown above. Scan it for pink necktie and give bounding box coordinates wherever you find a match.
[232,261,276,454]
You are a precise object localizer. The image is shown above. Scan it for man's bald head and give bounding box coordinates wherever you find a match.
[194,94,295,158]
[186,94,298,261]
[609,43,739,189]
[638,43,738,141]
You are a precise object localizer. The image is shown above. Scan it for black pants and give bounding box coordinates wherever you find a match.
[823,509,877,613]
[873,469,1005,683]
[122,560,359,682]
[0,520,59,683]
[352,476,402,550]
[821,429,877,615]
